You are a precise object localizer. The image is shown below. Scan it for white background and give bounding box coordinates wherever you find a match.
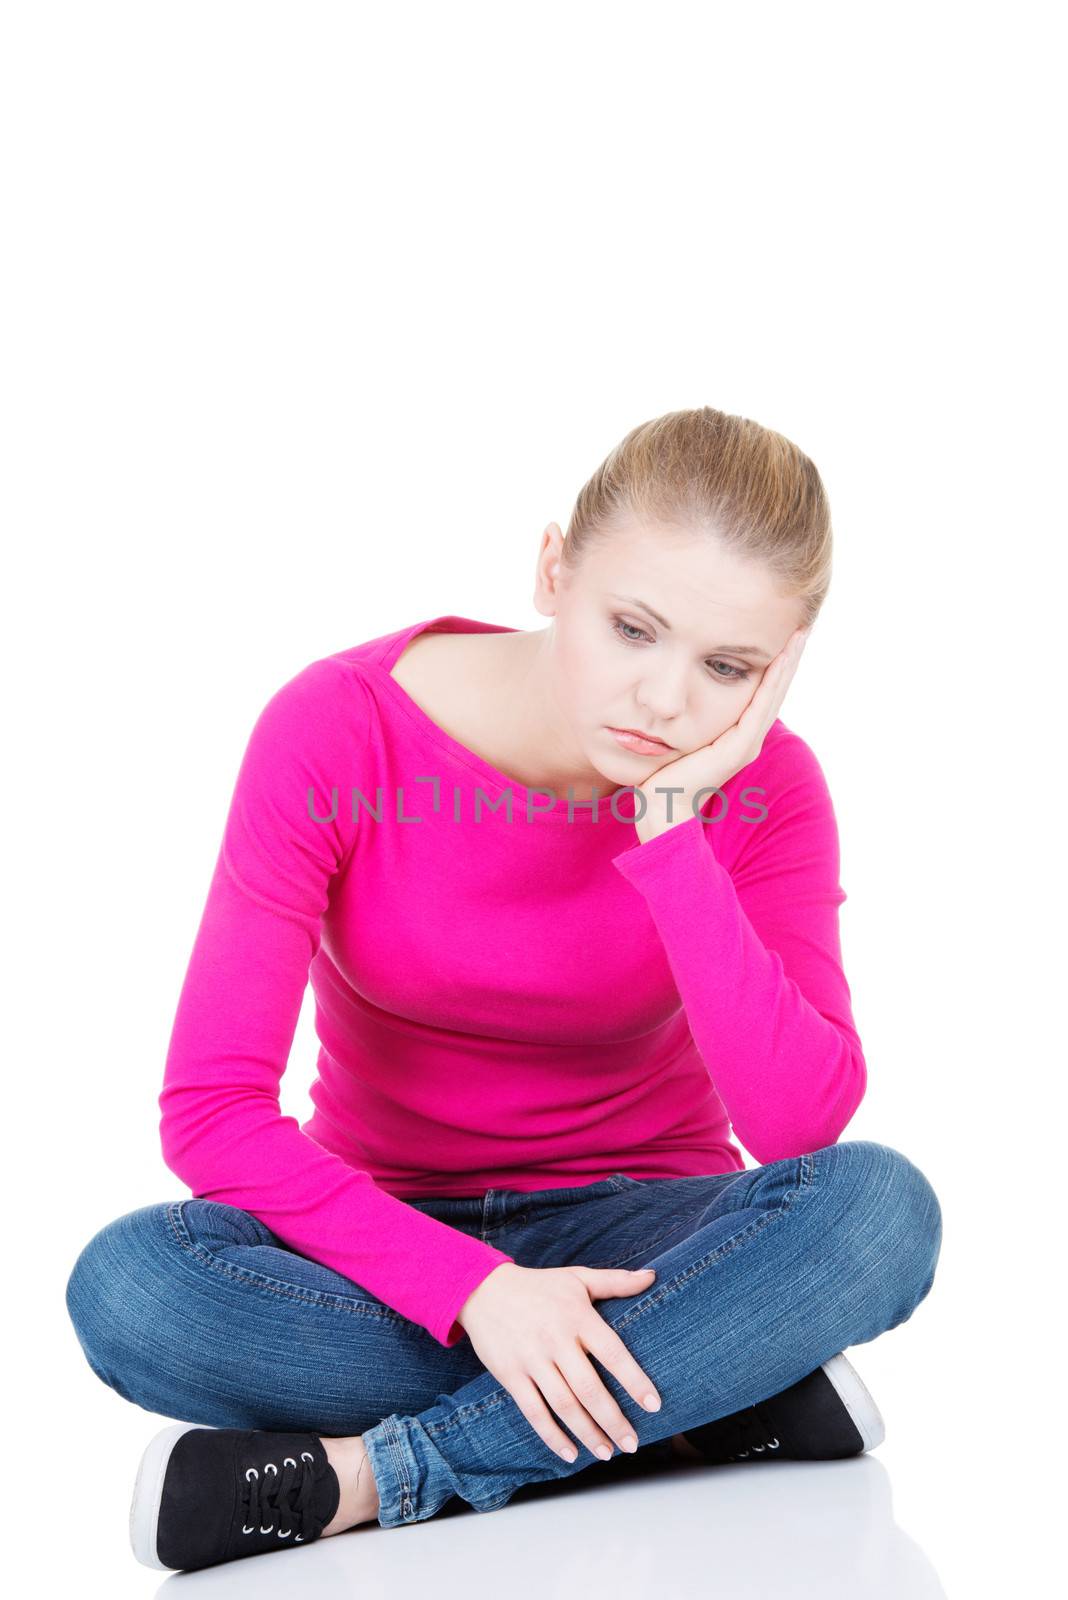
[5,3,1063,1593]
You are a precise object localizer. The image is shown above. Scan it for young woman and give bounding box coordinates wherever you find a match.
[65,406,942,1572]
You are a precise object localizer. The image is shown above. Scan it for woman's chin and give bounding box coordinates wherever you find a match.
[586,755,649,793]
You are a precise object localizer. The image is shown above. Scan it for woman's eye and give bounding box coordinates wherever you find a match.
[611,617,751,682]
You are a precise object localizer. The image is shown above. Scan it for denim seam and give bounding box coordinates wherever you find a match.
[573,1162,806,1271]
[614,1150,817,1333]
[379,1414,415,1521]
[164,1202,410,1330]
[484,1215,529,1234]
[425,1389,510,1438]
[477,1176,634,1239]
[584,1214,712,1271]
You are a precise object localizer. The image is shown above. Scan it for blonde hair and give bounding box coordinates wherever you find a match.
[562,406,833,628]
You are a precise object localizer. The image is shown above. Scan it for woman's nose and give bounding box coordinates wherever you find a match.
[636,682,687,722]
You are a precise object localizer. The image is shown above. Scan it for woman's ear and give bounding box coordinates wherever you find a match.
[533,522,566,613]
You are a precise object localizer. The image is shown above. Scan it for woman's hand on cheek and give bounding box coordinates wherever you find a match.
[633,626,809,844]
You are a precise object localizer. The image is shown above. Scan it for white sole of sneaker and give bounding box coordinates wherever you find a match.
[129,1421,200,1570]
[821,1353,886,1452]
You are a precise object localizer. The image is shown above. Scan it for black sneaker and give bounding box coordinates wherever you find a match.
[129,1422,342,1571]
[682,1352,885,1464]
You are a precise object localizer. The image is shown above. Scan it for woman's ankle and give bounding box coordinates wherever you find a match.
[319,1435,380,1534]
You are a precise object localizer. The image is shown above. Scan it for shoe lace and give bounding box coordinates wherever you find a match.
[727,1405,781,1462]
[240,1449,319,1542]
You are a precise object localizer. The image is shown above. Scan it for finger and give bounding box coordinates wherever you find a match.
[539,1360,621,1461]
[763,650,800,718]
[781,627,808,672]
[766,631,806,695]
[743,630,806,733]
[583,1320,662,1429]
[559,1346,643,1457]
[510,1369,582,1464]
[740,645,793,730]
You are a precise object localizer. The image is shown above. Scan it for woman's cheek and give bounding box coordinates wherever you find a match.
[698,714,734,746]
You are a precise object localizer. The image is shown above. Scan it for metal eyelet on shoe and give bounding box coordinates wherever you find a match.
[259,1463,277,1531]
[293,1453,316,1540]
[729,1435,780,1463]
[276,1458,299,1538]
[240,1447,320,1543]
[243,1466,259,1534]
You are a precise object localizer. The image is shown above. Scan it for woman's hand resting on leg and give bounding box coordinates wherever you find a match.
[455,1262,661,1463]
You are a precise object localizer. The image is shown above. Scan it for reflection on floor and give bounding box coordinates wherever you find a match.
[144,1441,946,1598]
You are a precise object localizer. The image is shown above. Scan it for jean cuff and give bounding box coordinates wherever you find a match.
[360,1413,421,1529]
[361,1406,517,1528]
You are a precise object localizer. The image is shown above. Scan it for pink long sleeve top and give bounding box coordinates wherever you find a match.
[159,614,866,1349]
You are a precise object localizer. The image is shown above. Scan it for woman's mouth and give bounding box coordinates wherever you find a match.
[607,726,675,754]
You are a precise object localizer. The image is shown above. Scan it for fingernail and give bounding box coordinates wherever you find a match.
[596,1444,613,1460]
[621,1434,638,1453]
[643,1393,661,1411]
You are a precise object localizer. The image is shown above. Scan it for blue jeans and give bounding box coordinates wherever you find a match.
[64,1139,941,1529]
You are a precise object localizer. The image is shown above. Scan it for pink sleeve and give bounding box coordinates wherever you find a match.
[611,730,866,1164]
[157,658,513,1349]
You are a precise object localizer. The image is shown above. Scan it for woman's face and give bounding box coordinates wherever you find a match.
[534,516,807,786]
